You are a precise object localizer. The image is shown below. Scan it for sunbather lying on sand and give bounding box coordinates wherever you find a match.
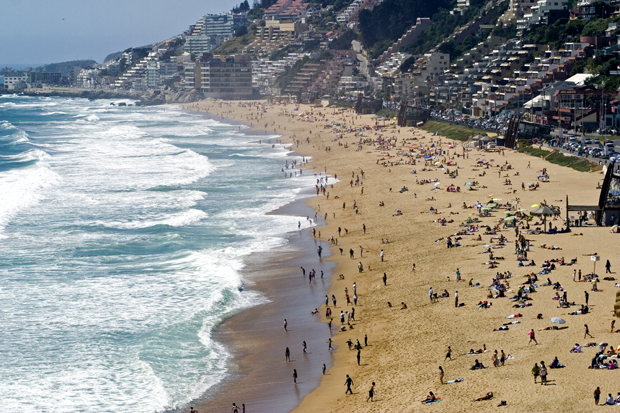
[473,392,493,402]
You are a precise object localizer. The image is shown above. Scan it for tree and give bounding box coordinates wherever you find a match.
[235,26,248,37]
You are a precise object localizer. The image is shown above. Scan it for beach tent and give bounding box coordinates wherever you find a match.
[551,317,566,324]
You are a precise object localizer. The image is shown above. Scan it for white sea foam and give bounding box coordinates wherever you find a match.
[0,120,16,130]
[40,111,68,116]
[98,208,207,229]
[0,95,314,413]
[0,165,61,236]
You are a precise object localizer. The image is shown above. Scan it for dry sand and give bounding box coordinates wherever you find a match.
[182,99,619,413]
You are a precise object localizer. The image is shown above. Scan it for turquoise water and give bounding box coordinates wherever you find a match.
[0,95,314,412]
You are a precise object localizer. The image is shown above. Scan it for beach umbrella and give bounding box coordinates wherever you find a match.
[434,182,441,187]
[550,317,566,324]
[531,205,560,233]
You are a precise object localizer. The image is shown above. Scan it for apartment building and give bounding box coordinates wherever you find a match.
[185,13,236,55]
[145,61,161,89]
[192,55,253,99]
[4,72,35,90]
[265,0,308,21]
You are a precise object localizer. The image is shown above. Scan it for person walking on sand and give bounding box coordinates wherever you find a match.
[293,369,298,384]
[585,291,589,305]
[357,349,361,365]
[322,364,326,375]
[303,341,307,354]
[540,361,548,385]
[380,249,384,262]
[595,387,601,405]
[532,363,540,384]
[284,319,288,332]
[285,347,290,361]
[612,320,616,333]
[439,366,444,384]
[367,382,375,402]
[328,338,333,350]
[584,324,593,339]
[445,346,452,360]
[360,246,363,258]
[606,259,612,273]
[345,374,354,394]
[528,329,538,345]
[454,291,459,307]
[383,273,387,286]
[232,403,239,413]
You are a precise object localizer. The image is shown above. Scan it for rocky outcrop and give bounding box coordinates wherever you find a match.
[22,87,204,106]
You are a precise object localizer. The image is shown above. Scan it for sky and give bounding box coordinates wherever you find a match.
[0,0,245,67]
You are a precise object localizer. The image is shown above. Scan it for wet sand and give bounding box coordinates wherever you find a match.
[196,195,337,412]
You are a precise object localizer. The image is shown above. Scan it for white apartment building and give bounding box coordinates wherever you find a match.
[522,0,570,27]
[185,13,235,55]
[421,52,450,77]
[145,61,161,89]
[3,72,33,90]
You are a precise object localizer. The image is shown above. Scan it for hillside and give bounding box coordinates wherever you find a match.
[33,60,97,77]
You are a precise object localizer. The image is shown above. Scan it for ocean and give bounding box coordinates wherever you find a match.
[0,95,314,412]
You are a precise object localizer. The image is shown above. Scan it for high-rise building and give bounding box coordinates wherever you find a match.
[145,61,161,89]
[193,55,253,99]
[185,13,237,55]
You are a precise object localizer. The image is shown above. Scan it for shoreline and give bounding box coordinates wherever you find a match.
[176,105,335,413]
[197,195,337,412]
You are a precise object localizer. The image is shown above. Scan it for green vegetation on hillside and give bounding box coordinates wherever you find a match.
[213,27,256,54]
[32,60,97,77]
[401,7,486,59]
[518,146,597,172]
[329,30,357,50]
[420,120,487,141]
[358,0,496,59]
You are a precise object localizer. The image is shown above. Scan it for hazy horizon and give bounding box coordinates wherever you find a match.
[0,0,245,67]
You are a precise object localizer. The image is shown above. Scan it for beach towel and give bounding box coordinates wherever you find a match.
[423,398,442,405]
[447,378,464,383]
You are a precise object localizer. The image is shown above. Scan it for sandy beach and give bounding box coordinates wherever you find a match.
[183,99,619,413]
